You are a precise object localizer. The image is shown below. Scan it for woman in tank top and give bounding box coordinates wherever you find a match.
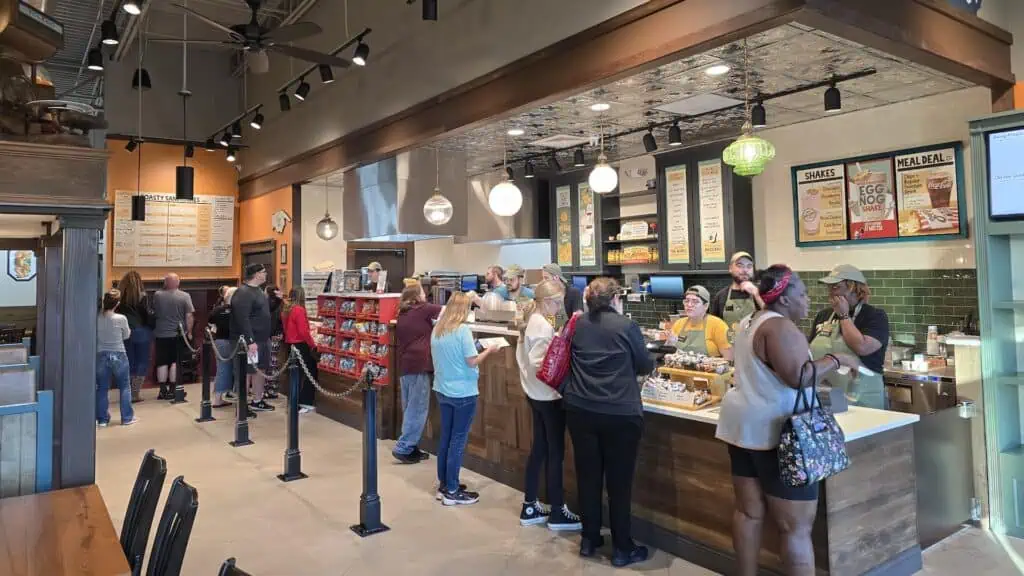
[715,265,858,576]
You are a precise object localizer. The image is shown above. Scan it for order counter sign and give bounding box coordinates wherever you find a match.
[894,147,960,238]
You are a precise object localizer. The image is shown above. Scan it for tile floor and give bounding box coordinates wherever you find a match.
[95,386,1024,575]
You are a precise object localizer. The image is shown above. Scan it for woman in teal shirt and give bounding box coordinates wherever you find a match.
[431,292,498,506]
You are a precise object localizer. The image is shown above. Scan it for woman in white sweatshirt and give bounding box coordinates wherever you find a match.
[515,280,581,531]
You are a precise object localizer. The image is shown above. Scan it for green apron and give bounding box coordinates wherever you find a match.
[722,288,757,344]
[808,304,886,409]
[674,318,709,355]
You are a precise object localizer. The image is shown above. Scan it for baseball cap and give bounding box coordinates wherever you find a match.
[541,263,564,279]
[244,263,266,279]
[685,285,710,303]
[820,264,868,285]
[504,264,525,279]
[366,261,382,271]
[730,251,754,265]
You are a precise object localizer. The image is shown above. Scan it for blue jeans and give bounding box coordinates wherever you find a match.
[394,374,431,456]
[124,325,153,378]
[436,392,477,493]
[214,339,234,394]
[97,351,133,424]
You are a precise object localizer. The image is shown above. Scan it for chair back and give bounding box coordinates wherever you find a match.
[146,476,199,576]
[217,558,254,576]
[121,449,167,576]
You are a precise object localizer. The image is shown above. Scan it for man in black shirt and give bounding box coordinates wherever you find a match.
[231,264,275,412]
[709,251,763,343]
[808,264,889,409]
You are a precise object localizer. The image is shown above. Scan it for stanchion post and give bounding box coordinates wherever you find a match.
[351,369,389,537]
[171,337,187,404]
[230,347,253,447]
[278,354,307,482]
[195,339,215,422]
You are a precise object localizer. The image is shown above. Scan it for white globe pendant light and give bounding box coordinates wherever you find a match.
[489,130,523,216]
[589,152,618,193]
[424,148,454,225]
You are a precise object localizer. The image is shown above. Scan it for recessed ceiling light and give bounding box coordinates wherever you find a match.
[705,64,731,77]
[590,102,611,112]
[507,128,525,136]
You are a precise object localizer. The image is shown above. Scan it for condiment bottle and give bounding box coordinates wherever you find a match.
[926,326,939,356]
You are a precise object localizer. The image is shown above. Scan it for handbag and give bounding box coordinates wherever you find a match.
[778,361,850,487]
[537,312,580,390]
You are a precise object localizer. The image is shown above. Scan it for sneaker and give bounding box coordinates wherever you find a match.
[249,400,275,412]
[264,390,280,400]
[547,504,582,531]
[298,405,315,414]
[393,451,418,464]
[157,387,172,400]
[435,483,467,501]
[96,421,109,428]
[520,501,550,526]
[611,545,649,568]
[122,418,139,427]
[225,390,237,400]
[411,448,430,462]
[442,489,480,506]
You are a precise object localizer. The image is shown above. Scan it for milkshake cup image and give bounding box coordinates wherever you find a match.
[926,172,953,209]
[801,208,820,236]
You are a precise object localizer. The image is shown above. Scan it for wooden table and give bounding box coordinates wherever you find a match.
[0,484,130,575]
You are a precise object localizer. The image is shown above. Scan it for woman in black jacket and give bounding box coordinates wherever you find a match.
[264,284,284,398]
[117,271,153,403]
[562,277,654,567]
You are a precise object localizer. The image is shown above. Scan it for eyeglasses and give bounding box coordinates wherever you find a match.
[683,297,704,305]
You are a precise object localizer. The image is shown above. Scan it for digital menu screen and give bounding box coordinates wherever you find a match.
[987,127,1024,220]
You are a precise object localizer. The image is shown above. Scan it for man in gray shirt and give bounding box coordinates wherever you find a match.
[151,273,194,400]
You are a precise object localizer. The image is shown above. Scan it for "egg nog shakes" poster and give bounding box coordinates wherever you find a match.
[795,164,847,243]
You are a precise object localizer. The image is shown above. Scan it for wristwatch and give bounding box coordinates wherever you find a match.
[837,313,851,321]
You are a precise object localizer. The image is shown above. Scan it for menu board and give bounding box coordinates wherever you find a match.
[698,160,726,263]
[988,128,1024,219]
[664,165,690,264]
[895,147,961,237]
[113,190,234,267]
[846,158,897,240]
[555,185,573,267]
[577,183,597,267]
[795,164,847,243]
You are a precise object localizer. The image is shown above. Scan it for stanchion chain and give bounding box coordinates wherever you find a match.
[178,322,200,355]
[291,345,366,400]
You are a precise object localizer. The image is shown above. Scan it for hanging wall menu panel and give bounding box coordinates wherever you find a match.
[665,165,690,264]
[577,182,597,267]
[113,190,235,267]
[698,160,726,263]
[555,185,573,267]
[795,164,847,243]
[895,146,962,238]
[847,158,897,240]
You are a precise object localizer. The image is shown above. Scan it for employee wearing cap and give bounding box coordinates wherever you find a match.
[808,264,889,409]
[665,285,733,360]
[494,265,535,302]
[542,263,583,316]
[710,251,763,343]
[363,261,390,293]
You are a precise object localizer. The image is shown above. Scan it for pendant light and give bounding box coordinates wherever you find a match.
[316,176,339,240]
[101,20,119,45]
[524,160,535,179]
[130,25,146,221]
[573,148,585,167]
[488,131,523,217]
[751,100,767,128]
[588,118,618,194]
[175,2,194,201]
[131,68,152,90]
[87,47,104,71]
[123,0,143,15]
[423,147,454,225]
[722,39,776,177]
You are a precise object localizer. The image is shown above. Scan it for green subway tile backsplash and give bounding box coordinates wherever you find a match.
[622,269,978,350]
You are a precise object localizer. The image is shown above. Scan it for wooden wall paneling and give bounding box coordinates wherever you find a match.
[0,142,109,206]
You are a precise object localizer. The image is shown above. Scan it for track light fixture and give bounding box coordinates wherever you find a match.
[573,148,585,167]
[101,20,119,45]
[824,82,842,113]
[123,0,143,16]
[87,47,104,71]
[353,41,370,67]
[294,79,310,101]
[203,138,216,151]
[524,160,535,179]
[505,166,515,180]
[219,132,231,147]
[225,147,237,163]
[131,68,151,90]
[231,121,242,139]
[318,64,334,84]
[250,112,264,130]
[278,92,291,112]
[642,129,657,153]
[751,101,767,128]
[550,152,562,172]
[125,138,138,153]
[184,143,195,158]
[423,0,438,20]
[668,122,682,146]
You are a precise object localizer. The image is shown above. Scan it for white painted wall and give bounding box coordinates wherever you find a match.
[752,86,991,271]
[413,237,552,276]
[0,251,37,307]
[300,184,347,274]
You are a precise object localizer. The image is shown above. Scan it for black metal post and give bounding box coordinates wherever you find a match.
[230,349,253,447]
[278,361,307,482]
[195,339,215,422]
[350,374,389,537]
[171,335,187,404]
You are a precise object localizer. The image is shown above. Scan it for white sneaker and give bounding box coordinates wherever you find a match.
[298,405,315,414]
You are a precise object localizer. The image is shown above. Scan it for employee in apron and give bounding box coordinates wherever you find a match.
[808,264,890,409]
[665,285,733,360]
[710,252,763,344]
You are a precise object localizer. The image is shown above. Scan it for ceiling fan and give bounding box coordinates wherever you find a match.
[152,0,351,73]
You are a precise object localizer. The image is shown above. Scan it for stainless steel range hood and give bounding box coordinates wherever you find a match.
[342,148,468,241]
[454,169,550,245]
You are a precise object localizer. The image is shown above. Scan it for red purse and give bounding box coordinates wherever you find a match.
[537,313,580,390]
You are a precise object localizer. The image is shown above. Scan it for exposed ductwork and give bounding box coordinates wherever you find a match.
[454,169,551,245]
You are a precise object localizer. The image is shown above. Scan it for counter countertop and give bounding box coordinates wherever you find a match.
[643,402,919,443]
[465,321,519,337]
[323,292,401,299]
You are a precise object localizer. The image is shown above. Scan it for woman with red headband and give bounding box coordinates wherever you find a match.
[715,265,859,576]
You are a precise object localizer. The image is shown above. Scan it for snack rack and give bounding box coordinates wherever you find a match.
[315,293,399,386]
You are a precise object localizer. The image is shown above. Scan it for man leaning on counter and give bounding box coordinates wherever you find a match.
[710,252,764,343]
[808,264,890,409]
[664,285,733,361]
[493,265,535,302]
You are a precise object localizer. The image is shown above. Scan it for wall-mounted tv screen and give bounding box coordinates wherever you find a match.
[987,127,1024,220]
[460,275,479,292]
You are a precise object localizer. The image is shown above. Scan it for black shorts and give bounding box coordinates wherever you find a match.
[728,444,819,501]
[154,337,184,367]
[246,339,271,375]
